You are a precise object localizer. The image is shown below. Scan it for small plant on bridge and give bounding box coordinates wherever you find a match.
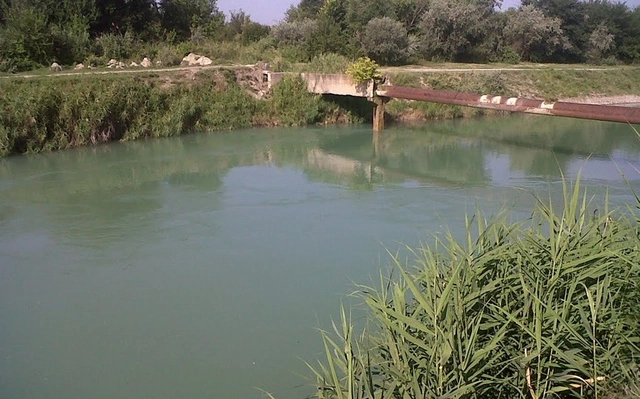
[345,57,383,84]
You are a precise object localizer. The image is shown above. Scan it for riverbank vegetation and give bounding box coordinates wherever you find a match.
[307,179,640,398]
[0,72,369,156]
[2,65,639,156]
[1,0,639,74]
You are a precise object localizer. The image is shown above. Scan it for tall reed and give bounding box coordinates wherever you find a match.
[308,179,640,399]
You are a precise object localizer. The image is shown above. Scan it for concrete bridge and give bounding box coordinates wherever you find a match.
[264,72,640,130]
[265,72,375,98]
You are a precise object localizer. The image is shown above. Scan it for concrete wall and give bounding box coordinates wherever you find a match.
[265,72,374,98]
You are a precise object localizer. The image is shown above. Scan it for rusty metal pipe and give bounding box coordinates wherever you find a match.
[377,86,640,125]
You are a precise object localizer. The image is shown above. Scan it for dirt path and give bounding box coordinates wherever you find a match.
[0,64,254,79]
[380,66,612,73]
[4,63,622,80]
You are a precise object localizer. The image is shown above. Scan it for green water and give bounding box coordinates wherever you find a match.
[1,115,639,399]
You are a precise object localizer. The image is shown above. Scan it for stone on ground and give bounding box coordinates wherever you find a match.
[196,56,212,66]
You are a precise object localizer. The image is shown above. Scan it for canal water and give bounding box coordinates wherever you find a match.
[1,115,639,399]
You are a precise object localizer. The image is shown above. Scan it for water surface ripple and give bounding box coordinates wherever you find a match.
[1,116,639,399]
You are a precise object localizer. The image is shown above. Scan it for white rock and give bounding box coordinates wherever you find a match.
[107,58,118,66]
[115,61,126,69]
[155,60,162,66]
[196,56,212,66]
[130,61,139,67]
[51,62,62,72]
[181,52,200,66]
[141,57,152,68]
[74,63,85,70]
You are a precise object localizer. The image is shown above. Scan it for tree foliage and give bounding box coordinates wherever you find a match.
[285,0,324,22]
[392,0,429,33]
[586,23,615,63]
[0,1,52,70]
[503,5,569,62]
[361,17,409,65]
[345,0,394,32]
[159,0,223,41]
[272,19,318,47]
[418,0,493,61]
[1,0,639,72]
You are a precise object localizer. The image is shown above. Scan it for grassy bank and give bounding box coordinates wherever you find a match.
[0,69,370,156]
[2,66,639,156]
[385,67,640,121]
[307,180,640,399]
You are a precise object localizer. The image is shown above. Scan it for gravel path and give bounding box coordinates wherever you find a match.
[559,94,640,106]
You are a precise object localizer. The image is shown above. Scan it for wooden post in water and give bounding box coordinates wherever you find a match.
[371,97,389,132]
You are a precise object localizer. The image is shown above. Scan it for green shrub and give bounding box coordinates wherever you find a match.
[50,24,92,65]
[280,45,311,63]
[83,54,105,68]
[303,53,351,73]
[96,32,135,60]
[345,57,383,84]
[0,57,18,74]
[491,46,522,64]
[154,44,184,66]
[269,75,320,126]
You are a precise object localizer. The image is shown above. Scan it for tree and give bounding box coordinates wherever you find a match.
[47,0,97,63]
[586,22,615,63]
[224,10,270,44]
[503,5,569,62]
[159,0,223,41]
[285,0,324,22]
[0,0,52,70]
[392,0,429,34]
[303,0,355,57]
[418,0,497,61]
[618,6,640,62]
[361,17,409,65]
[320,0,348,29]
[93,0,159,38]
[345,0,395,32]
[583,0,632,62]
[305,17,350,56]
[44,0,97,28]
[521,0,585,61]
[271,18,318,47]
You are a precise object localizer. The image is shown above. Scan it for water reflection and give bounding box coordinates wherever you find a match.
[2,116,638,203]
[311,116,640,187]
